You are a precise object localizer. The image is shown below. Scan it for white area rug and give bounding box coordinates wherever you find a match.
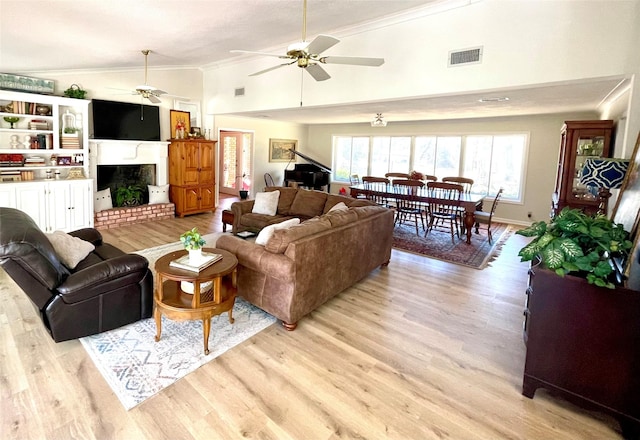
[80,233,276,410]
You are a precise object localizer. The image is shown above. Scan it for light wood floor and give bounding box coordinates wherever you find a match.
[0,195,623,439]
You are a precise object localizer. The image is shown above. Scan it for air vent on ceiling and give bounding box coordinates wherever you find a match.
[448,46,483,67]
[234,87,245,97]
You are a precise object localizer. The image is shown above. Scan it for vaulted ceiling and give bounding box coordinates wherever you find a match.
[0,0,631,124]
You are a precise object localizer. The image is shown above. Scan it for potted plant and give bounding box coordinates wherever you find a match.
[516,207,632,288]
[113,185,143,207]
[180,227,206,261]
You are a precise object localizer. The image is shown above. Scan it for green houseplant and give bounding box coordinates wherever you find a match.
[517,208,632,289]
[114,185,143,207]
[180,227,206,250]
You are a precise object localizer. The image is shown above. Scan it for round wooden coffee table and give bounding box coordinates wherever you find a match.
[154,247,238,355]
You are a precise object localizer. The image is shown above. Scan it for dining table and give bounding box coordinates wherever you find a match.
[350,182,486,244]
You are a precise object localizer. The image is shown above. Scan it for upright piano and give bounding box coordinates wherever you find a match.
[284,151,331,192]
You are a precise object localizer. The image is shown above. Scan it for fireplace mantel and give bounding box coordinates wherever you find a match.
[89,140,170,192]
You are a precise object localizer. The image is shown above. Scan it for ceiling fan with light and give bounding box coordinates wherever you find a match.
[130,50,167,103]
[231,0,385,81]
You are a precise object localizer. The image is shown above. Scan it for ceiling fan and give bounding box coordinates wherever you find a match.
[230,0,385,81]
[133,50,167,103]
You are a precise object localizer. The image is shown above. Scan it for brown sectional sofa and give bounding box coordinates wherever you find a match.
[230,186,375,235]
[217,187,395,329]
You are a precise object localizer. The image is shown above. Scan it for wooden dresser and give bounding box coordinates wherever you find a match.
[523,259,640,438]
[168,139,217,217]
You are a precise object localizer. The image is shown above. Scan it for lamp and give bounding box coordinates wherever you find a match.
[580,158,629,215]
[371,113,387,127]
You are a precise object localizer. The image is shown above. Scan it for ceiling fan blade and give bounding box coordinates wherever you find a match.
[305,63,331,81]
[151,88,167,95]
[231,49,291,59]
[320,56,385,67]
[306,35,340,55]
[147,94,162,104]
[249,61,296,77]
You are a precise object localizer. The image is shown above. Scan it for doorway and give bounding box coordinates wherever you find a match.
[219,130,253,196]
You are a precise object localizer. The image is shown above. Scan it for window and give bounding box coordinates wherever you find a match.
[332,134,528,202]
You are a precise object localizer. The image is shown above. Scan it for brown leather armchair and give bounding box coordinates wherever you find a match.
[0,207,153,342]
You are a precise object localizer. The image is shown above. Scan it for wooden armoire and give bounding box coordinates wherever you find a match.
[168,139,217,217]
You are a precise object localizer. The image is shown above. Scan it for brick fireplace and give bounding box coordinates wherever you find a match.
[89,140,174,229]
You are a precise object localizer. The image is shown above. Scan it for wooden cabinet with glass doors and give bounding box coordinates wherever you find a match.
[168,139,216,217]
[552,120,614,217]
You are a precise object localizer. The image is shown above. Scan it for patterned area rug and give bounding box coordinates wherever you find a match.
[80,233,276,410]
[392,221,512,269]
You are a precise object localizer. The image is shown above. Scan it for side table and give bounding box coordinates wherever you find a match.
[222,209,234,232]
[154,248,238,355]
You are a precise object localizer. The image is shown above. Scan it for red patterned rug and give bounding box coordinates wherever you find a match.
[392,221,512,269]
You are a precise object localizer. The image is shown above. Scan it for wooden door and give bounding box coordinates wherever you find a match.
[182,142,200,186]
[183,187,200,212]
[198,141,215,185]
[200,186,215,210]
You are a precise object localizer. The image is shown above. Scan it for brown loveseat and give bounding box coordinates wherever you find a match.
[217,188,395,330]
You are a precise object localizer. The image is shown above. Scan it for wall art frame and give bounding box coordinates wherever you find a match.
[169,110,190,140]
[269,138,297,162]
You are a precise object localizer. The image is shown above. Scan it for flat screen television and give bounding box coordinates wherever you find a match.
[91,99,161,141]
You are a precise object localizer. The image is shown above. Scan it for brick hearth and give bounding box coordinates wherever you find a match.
[94,203,175,230]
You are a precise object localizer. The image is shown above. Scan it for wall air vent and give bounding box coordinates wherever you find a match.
[234,87,245,97]
[448,46,483,67]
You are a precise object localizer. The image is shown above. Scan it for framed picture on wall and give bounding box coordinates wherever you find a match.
[169,110,190,139]
[269,138,297,162]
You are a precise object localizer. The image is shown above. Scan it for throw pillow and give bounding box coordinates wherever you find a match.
[252,190,280,216]
[148,184,170,204]
[46,230,95,269]
[328,201,348,212]
[255,218,300,246]
[289,189,328,218]
[94,188,113,212]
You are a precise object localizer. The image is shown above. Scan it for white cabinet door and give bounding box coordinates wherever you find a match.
[46,180,93,232]
[67,180,93,230]
[47,181,72,232]
[0,184,17,208]
[15,183,47,230]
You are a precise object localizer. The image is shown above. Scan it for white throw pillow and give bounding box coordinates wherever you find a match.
[94,188,113,212]
[328,201,348,212]
[148,184,170,204]
[255,218,300,246]
[252,190,280,216]
[46,230,95,269]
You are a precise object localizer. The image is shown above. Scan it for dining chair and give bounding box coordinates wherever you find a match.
[425,181,463,243]
[442,176,474,231]
[385,172,411,184]
[349,174,367,199]
[264,173,276,187]
[423,175,438,182]
[442,176,473,192]
[474,188,504,244]
[392,179,426,235]
[361,176,391,207]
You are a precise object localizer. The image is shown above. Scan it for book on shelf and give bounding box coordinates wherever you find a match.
[169,252,223,272]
